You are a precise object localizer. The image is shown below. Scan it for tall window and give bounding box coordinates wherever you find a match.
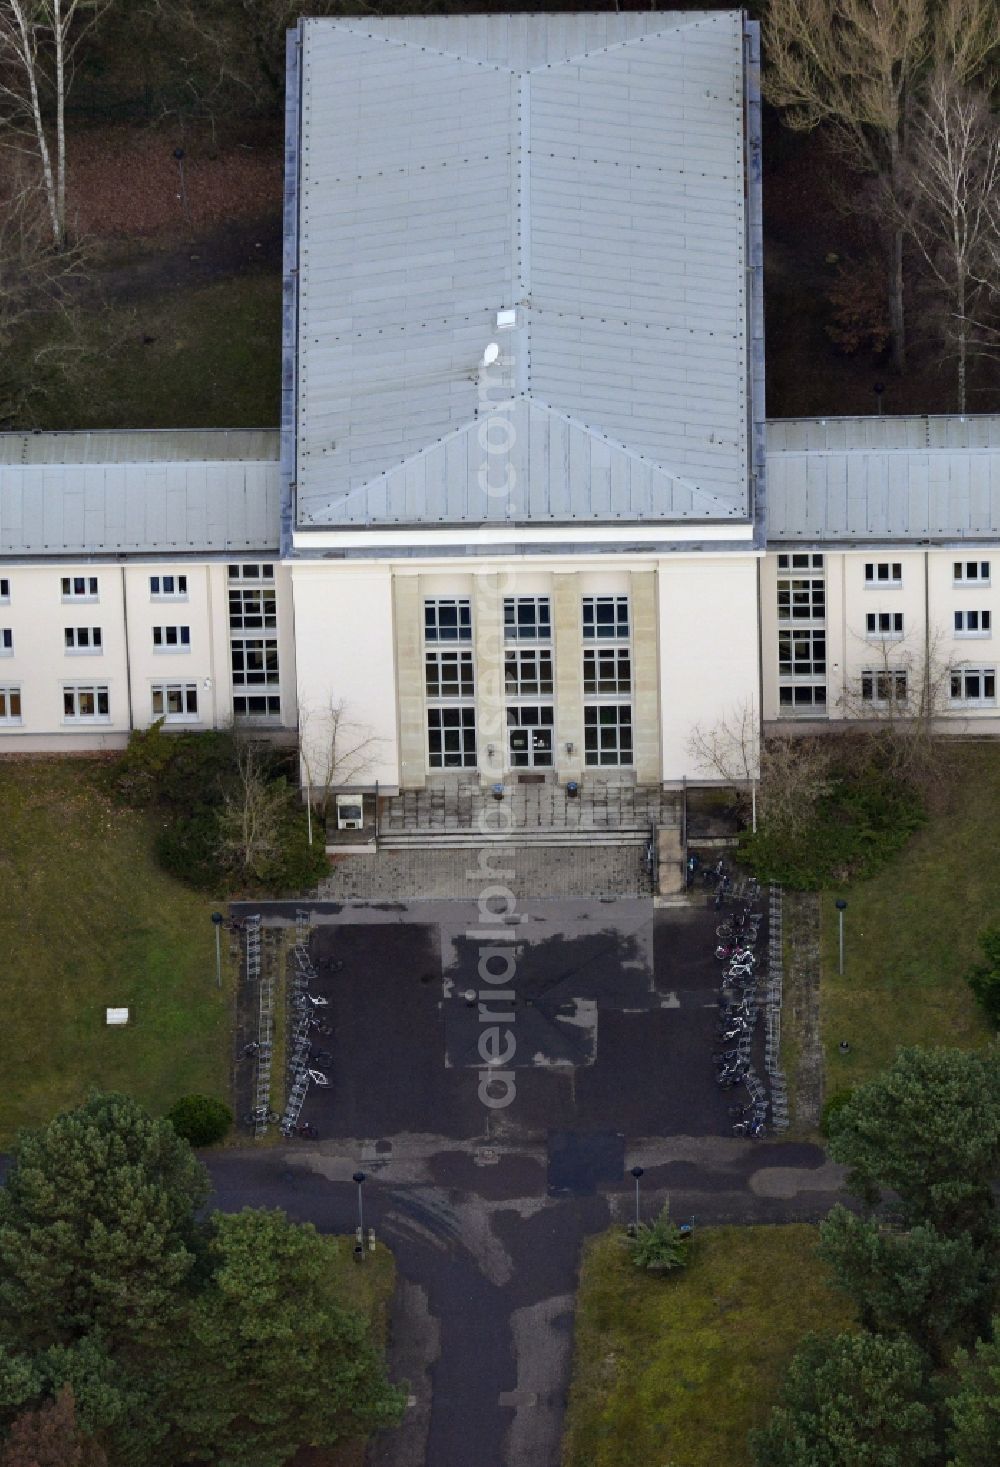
[582,595,632,765]
[63,685,109,721]
[0,686,21,723]
[0,579,9,602]
[229,564,280,721]
[505,597,554,767]
[424,598,476,767]
[504,596,550,641]
[777,555,826,712]
[0,629,11,656]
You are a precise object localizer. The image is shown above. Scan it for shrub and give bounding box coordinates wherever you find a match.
[965,928,1000,1029]
[167,1095,233,1147]
[155,806,225,890]
[627,1206,690,1274]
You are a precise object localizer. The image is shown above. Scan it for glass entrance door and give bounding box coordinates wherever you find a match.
[507,706,554,768]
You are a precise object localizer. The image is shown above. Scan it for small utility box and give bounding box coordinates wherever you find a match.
[106,1007,130,1027]
[336,795,364,831]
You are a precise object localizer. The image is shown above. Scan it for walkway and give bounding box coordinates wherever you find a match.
[378,778,680,837]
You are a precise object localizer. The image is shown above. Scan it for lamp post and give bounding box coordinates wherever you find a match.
[835,899,847,976]
[352,1171,366,1260]
[630,1165,644,1230]
[211,912,223,990]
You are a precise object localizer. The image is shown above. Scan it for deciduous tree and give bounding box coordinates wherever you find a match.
[0,1384,106,1467]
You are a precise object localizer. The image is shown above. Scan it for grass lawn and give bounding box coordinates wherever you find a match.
[562,1223,854,1467]
[20,271,281,432]
[0,758,231,1142]
[822,743,996,1096]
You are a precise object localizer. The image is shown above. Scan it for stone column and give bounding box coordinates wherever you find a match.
[475,572,505,787]
[393,573,426,790]
[630,568,661,784]
[553,571,583,783]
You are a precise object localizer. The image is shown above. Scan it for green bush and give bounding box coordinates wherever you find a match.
[740,764,925,890]
[155,807,225,890]
[167,1094,233,1147]
[627,1206,690,1274]
[965,928,1000,1029]
[820,1089,855,1138]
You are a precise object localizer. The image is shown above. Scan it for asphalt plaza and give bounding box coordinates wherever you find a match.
[291,897,741,1178]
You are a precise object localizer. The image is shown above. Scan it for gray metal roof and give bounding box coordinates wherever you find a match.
[0,431,281,557]
[293,11,751,527]
[766,415,1000,543]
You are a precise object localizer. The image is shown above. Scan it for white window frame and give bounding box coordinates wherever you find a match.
[228,585,277,631]
[63,684,110,723]
[949,666,997,708]
[61,575,98,602]
[152,625,191,652]
[954,610,991,638]
[150,574,188,601]
[582,646,631,696]
[865,610,904,640]
[151,683,200,723]
[228,562,275,583]
[503,596,552,642]
[777,627,826,682]
[953,560,991,586]
[861,669,908,707]
[424,597,472,644]
[0,628,11,657]
[864,561,903,588]
[582,595,630,641]
[584,703,633,767]
[0,685,21,723]
[777,552,825,571]
[507,704,555,768]
[0,578,9,603]
[64,626,103,654]
[425,648,475,700]
[505,646,554,699]
[427,705,477,769]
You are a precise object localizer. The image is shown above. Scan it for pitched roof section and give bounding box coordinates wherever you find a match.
[0,431,281,557]
[293,12,750,527]
[766,415,1000,542]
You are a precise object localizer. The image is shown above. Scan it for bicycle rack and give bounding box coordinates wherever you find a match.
[245,914,276,1137]
[764,885,789,1129]
[280,908,330,1137]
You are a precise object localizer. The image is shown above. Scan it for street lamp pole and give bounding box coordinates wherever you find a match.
[835,899,847,977]
[352,1171,366,1260]
[211,912,223,990]
[630,1165,644,1230]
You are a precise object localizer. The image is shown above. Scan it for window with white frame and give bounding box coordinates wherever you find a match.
[503,596,551,641]
[777,558,826,712]
[0,578,9,602]
[424,598,472,643]
[425,649,475,699]
[427,706,477,768]
[778,628,826,680]
[0,685,21,722]
[0,629,11,656]
[504,647,554,697]
[231,637,280,720]
[950,667,996,706]
[777,553,825,572]
[866,611,904,638]
[151,683,199,722]
[64,626,102,653]
[954,560,991,585]
[583,646,631,696]
[861,669,908,706]
[228,563,280,721]
[63,685,109,721]
[584,704,633,766]
[61,575,98,601]
[152,625,191,651]
[865,561,902,587]
[150,574,188,599]
[582,595,630,640]
[955,610,991,637]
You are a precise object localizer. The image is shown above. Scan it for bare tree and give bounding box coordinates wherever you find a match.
[894,73,1000,411]
[0,0,112,247]
[216,738,287,882]
[763,0,998,374]
[839,627,955,793]
[298,697,380,832]
[688,702,833,840]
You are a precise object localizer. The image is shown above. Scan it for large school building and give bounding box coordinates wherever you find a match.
[2,12,999,794]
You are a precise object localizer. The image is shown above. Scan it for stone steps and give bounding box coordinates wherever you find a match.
[377,828,651,850]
